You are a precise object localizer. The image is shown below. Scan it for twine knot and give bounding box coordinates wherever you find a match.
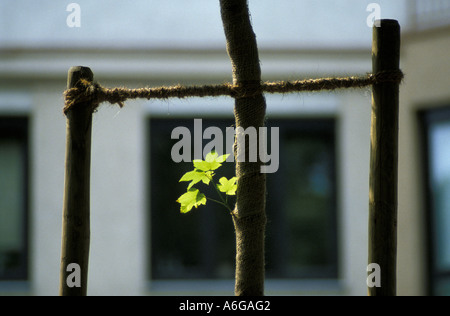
[63,79,126,115]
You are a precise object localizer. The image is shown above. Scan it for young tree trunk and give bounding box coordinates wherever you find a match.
[220,0,267,296]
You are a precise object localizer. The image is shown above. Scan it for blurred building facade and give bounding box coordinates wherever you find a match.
[0,1,449,295]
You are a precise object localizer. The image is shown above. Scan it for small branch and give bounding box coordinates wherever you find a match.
[206,197,233,213]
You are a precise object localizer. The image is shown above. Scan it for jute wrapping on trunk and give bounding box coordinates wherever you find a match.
[231,92,267,296]
[220,0,267,296]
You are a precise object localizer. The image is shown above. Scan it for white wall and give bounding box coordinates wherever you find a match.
[31,82,66,295]
[89,99,146,296]
[338,91,372,296]
[397,29,450,296]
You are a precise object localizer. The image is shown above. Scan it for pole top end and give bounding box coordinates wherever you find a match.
[67,66,93,89]
[374,19,400,30]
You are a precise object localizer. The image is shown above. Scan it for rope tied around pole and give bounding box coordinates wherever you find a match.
[63,70,404,115]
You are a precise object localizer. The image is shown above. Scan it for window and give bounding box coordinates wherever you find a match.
[0,117,29,281]
[420,107,450,295]
[265,119,338,279]
[148,117,338,282]
[149,118,236,280]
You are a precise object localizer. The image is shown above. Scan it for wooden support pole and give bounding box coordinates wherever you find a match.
[368,20,401,296]
[59,66,93,296]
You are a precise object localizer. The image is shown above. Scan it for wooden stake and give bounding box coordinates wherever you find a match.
[368,20,401,296]
[59,66,93,296]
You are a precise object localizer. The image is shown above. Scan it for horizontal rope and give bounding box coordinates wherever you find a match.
[63,70,404,115]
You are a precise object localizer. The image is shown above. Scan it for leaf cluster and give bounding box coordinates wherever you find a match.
[177,151,236,213]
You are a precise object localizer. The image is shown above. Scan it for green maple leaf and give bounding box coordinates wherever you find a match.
[193,151,229,172]
[217,177,237,196]
[177,151,235,213]
[179,169,212,189]
[176,188,207,213]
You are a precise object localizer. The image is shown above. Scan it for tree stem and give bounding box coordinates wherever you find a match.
[220,0,267,296]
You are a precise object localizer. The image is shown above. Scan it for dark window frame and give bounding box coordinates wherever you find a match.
[265,118,338,279]
[148,117,237,280]
[148,116,338,281]
[419,105,450,295]
[0,116,29,281]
